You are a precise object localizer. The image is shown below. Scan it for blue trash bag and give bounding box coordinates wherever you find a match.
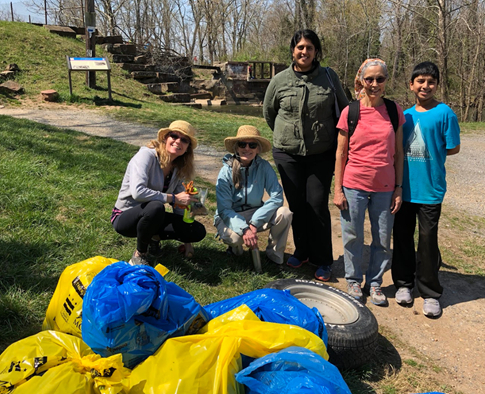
[204,289,328,346]
[82,261,210,369]
[235,346,352,394]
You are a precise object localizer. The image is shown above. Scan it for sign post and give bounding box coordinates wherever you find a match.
[66,56,112,101]
[85,0,96,88]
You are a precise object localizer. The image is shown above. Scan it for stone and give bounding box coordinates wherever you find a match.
[6,64,20,72]
[0,80,24,94]
[0,71,15,81]
[41,89,59,102]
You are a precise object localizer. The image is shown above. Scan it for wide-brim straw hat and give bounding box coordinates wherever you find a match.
[157,120,197,149]
[224,125,272,153]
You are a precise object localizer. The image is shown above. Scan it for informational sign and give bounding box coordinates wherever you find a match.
[66,56,112,101]
[67,57,110,71]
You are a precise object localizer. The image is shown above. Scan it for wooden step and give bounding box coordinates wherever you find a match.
[109,43,137,55]
[44,25,76,38]
[146,82,179,94]
[113,54,135,63]
[119,63,155,72]
[158,93,191,103]
[97,35,123,45]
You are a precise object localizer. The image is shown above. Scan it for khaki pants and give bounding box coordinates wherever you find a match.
[215,206,292,264]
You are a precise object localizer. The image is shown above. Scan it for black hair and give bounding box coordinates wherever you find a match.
[290,29,322,63]
[411,61,440,84]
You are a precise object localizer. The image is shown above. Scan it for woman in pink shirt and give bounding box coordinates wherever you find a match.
[333,59,404,306]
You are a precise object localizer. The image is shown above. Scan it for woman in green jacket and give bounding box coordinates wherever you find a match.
[263,29,348,281]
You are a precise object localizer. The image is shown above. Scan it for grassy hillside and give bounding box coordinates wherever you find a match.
[0,21,158,105]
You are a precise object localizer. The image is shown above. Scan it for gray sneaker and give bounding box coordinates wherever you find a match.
[128,251,150,266]
[395,287,413,305]
[423,298,441,317]
[369,286,387,306]
[347,282,363,301]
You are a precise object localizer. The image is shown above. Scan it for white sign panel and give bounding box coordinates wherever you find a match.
[68,57,110,71]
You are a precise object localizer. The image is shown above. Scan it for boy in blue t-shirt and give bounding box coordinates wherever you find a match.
[392,62,460,317]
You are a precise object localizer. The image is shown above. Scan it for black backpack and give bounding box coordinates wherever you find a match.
[347,97,399,138]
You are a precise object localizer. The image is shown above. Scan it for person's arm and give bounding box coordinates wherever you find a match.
[328,67,350,111]
[215,167,249,236]
[129,149,168,203]
[263,79,279,131]
[247,161,283,229]
[447,145,460,155]
[334,130,349,210]
[391,125,404,214]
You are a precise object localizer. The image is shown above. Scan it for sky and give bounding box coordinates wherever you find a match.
[0,1,46,24]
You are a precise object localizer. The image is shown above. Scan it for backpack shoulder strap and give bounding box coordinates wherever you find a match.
[347,100,360,138]
[383,97,399,132]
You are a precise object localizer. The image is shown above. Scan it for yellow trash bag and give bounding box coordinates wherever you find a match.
[0,330,130,394]
[129,305,327,394]
[42,256,118,337]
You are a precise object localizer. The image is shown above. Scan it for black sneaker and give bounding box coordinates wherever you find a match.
[147,239,163,257]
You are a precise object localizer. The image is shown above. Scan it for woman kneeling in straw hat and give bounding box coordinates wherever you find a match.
[111,120,206,266]
[214,125,292,264]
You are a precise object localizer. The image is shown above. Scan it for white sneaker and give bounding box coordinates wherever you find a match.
[395,287,413,305]
[423,298,441,317]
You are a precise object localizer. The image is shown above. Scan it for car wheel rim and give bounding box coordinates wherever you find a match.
[283,284,359,325]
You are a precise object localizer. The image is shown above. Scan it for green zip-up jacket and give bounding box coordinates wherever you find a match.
[263,64,349,156]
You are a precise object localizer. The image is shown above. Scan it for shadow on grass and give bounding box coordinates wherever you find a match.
[341,334,402,394]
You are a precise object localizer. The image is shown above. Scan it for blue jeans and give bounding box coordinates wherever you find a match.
[341,187,394,287]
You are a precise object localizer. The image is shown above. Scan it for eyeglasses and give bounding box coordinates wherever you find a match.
[168,132,190,144]
[364,77,386,84]
[237,141,258,149]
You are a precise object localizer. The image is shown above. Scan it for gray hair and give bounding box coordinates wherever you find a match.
[360,60,388,80]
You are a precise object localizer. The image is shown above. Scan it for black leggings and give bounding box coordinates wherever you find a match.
[112,201,206,253]
[273,148,335,265]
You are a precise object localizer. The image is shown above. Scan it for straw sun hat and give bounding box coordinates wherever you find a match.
[224,125,272,153]
[157,120,197,149]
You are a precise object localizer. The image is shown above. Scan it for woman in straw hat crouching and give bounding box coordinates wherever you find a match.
[214,125,292,265]
[111,120,206,266]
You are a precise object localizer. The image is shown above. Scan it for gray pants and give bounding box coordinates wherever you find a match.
[215,206,293,264]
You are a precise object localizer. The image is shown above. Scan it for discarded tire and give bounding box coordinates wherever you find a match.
[264,279,378,370]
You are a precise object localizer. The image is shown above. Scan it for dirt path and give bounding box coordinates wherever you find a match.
[2,105,484,394]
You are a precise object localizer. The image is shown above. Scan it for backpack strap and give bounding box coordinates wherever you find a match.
[347,100,360,138]
[383,97,399,132]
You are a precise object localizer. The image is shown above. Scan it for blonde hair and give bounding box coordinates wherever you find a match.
[148,134,194,180]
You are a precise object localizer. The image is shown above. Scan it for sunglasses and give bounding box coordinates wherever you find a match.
[364,76,386,84]
[237,141,258,149]
[168,132,190,144]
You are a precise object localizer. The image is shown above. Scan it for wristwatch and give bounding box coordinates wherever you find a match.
[395,184,402,188]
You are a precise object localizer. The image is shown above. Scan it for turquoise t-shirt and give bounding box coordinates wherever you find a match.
[402,103,461,204]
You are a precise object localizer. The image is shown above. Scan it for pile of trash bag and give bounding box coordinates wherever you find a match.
[0,330,130,393]
[82,261,210,369]
[1,255,355,393]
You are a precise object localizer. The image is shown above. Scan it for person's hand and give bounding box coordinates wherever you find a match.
[391,188,402,214]
[242,224,258,249]
[178,243,194,258]
[174,192,198,207]
[334,189,348,210]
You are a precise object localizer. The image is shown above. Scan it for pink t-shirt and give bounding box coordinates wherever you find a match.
[336,101,405,192]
